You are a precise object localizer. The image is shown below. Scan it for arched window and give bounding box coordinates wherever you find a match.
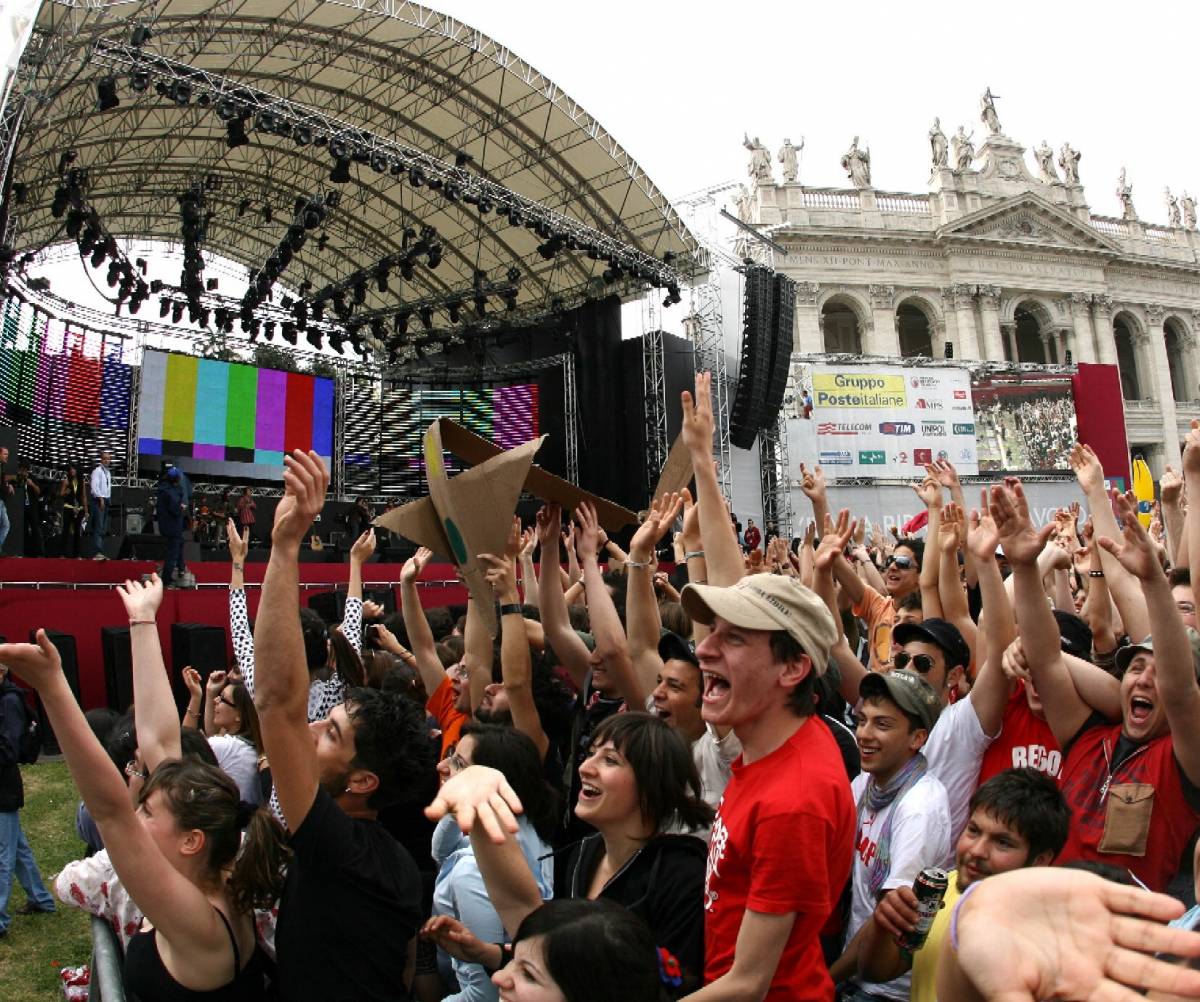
[897,303,933,358]
[1164,320,1190,402]
[821,301,863,354]
[1113,315,1141,400]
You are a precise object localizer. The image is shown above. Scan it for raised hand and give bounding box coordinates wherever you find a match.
[518,527,537,560]
[798,462,827,503]
[1097,490,1168,582]
[425,764,524,843]
[1184,421,1200,477]
[814,509,855,573]
[912,476,943,509]
[478,552,517,600]
[421,915,493,966]
[629,490,685,562]
[273,450,330,548]
[204,669,227,698]
[181,666,202,701]
[116,574,164,622]
[501,516,523,561]
[680,371,715,457]
[534,503,562,553]
[401,546,432,585]
[573,501,602,563]
[226,518,249,563]
[938,502,964,555]
[680,492,701,552]
[372,623,406,657]
[1069,442,1105,495]
[0,630,65,692]
[349,528,377,564]
[1161,465,1183,505]
[990,480,1054,568]
[966,491,1000,562]
[361,599,385,620]
[1000,638,1032,684]
[927,457,961,490]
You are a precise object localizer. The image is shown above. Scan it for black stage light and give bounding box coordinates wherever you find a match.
[330,157,351,184]
[369,318,384,342]
[408,167,424,187]
[171,302,185,323]
[292,123,312,146]
[307,330,323,350]
[130,24,152,46]
[419,306,433,330]
[473,293,487,315]
[261,204,272,223]
[226,116,249,149]
[399,257,415,281]
[281,323,297,344]
[316,233,328,251]
[311,301,324,322]
[10,182,25,205]
[65,209,85,238]
[302,203,323,229]
[237,198,251,217]
[171,81,192,106]
[206,277,218,291]
[216,98,241,121]
[375,264,389,292]
[506,267,520,283]
[389,159,405,177]
[503,289,518,311]
[150,279,164,293]
[353,281,366,305]
[264,321,276,340]
[447,302,461,324]
[96,76,120,111]
[324,190,341,209]
[50,186,69,218]
[394,312,409,336]
[159,298,171,318]
[454,151,473,167]
[56,150,77,174]
[369,151,388,173]
[129,69,150,92]
[427,244,442,269]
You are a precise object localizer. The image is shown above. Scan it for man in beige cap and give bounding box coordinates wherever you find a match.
[681,573,856,1001]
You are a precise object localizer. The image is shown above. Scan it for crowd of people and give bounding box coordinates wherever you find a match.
[976,395,1077,472]
[5,372,1200,1001]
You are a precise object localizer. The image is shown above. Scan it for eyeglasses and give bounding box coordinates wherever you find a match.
[1177,602,1196,616]
[214,693,235,708]
[442,744,470,773]
[893,651,937,674]
[124,760,147,781]
[885,555,916,571]
[449,663,470,681]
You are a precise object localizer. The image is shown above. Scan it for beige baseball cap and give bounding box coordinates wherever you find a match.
[681,575,838,675]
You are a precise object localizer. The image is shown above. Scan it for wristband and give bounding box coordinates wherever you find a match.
[1088,570,1105,578]
[129,619,155,626]
[499,603,524,617]
[232,562,244,571]
[948,879,982,952]
[684,550,705,560]
[624,558,653,569]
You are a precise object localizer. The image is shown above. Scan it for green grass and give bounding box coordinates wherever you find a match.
[0,761,91,1002]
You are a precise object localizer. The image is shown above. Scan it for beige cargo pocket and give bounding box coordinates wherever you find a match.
[1098,782,1155,856]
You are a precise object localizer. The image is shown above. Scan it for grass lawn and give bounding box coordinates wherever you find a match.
[0,761,91,1002]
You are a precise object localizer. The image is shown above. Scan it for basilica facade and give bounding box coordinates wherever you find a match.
[739,111,1200,473]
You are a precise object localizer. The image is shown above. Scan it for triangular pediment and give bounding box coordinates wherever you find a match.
[936,193,1123,254]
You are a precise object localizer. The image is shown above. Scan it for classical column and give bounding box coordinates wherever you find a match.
[868,284,900,356]
[1069,293,1097,363]
[1000,322,1018,362]
[794,282,822,353]
[976,285,1005,361]
[1091,295,1118,366]
[1143,305,1182,466]
[947,284,982,359]
[931,320,947,359]
[1038,330,1055,365]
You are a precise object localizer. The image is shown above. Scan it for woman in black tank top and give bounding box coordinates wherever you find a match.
[1,578,289,999]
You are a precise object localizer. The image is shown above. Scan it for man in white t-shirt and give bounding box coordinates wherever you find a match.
[831,669,950,1001]
[89,450,112,559]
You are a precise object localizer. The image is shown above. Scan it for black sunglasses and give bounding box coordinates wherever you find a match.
[893,651,936,674]
[885,555,916,571]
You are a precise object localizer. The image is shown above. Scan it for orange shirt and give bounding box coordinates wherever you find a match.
[852,585,895,672]
[426,675,469,759]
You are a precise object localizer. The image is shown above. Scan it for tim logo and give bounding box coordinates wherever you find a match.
[922,422,946,436]
[914,399,944,411]
[879,422,915,435]
[953,423,975,435]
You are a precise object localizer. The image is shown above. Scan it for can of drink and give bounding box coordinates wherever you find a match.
[896,866,949,953]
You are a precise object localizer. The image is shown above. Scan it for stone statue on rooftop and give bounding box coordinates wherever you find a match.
[778,137,803,183]
[1117,168,1137,221]
[1182,191,1197,230]
[929,118,948,169]
[743,134,773,183]
[980,87,1002,135]
[952,126,975,172]
[1166,187,1182,227]
[1034,140,1059,184]
[841,136,871,188]
[733,184,751,223]
[1058,142,1081,186]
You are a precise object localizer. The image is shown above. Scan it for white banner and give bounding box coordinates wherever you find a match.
[789,363,978,478]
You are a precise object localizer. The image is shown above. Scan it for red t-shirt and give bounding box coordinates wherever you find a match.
[744,526,762,551]
[704,716,854,1000]
[976,684,1062,787]
[1057,721,1200,891]
[426,676,468,759]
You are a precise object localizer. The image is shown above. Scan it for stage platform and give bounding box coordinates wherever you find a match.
[0,557,469,710]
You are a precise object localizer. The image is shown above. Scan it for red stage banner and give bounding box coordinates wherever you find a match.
[1072,363,1131,491]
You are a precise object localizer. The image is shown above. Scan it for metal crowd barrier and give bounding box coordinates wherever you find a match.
[88,915,126,1002]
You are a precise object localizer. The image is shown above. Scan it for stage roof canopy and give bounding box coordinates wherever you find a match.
[4,1,700,351]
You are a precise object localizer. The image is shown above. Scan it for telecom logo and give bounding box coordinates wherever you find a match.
[817,422,871,436]
[914,399,944,411]
[922,422,946,436]
[858,450,886,465]
[879,422,915,435]
[952,423,976,435]
[819,450,853,465]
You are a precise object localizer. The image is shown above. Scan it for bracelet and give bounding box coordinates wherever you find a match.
[948,879,983,952]
[498,603,524,617]
[232,562,244,571]
[1088,570,1105,578]
[129,619,155,626]
[624,558,653,569]
[185,708,199,717]
[685,550,705,560]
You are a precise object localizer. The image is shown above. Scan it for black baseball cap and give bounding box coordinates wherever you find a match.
[658,631,699,669]
[1054,610,1093,661]
[892,617,970,671]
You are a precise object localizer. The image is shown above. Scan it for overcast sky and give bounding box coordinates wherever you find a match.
[434,0,1200,226]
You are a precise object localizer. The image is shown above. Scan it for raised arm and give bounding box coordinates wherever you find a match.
[995,480,1092,748]
[202,669,227,736]
[115,575,181,770]
[480,524,549,761]
[535,503,593,692]
[253,449,329,831]
[562,522,582,586]
[966,495,1015,686]
[1159,465,1186,565]
[518,528,538,607]
[1070,443,1150,642]
[400,546,448,699]
[682,372,743,587]
[815,510,868,706]
[181,667,203,731]
[1102,489,1200,786]
[626,492,686,695]
[575,500,643,708]
[679,493,710,643]
[225,519,255,691]
[937,502,976,662]
[914,475,944,619]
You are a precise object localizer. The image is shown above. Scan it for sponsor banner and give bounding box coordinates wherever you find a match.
[790,363,978,478]
[971,373,1078,473]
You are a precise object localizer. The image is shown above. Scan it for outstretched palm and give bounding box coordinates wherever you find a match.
[990,482,1051,568]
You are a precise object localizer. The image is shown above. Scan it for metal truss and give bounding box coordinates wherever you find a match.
[562,350,579,485]
[640,294,668,501]
[758,415,793,540]
[684,278,732,502]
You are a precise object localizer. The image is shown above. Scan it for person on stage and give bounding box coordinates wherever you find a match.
[59,464,87,558]
[89,450,112,560]
[156,467,186,588]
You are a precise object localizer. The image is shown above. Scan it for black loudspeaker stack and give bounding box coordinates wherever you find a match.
[761,274,796,426]
[169,623,229,712]
[28,629,83,754]
[101,626,134,713]
[730,267,797,449]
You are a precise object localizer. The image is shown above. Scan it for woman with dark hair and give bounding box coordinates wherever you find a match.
[181,668,266,806]
[0,577,290,998]
[426,712,711,995]
[431,724,557,1001]
[59,463,87,557]
[493,899,670,1002]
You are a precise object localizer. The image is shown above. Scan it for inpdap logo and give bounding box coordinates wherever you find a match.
[879,422,915,435]
[910,375,939,388]
[819,450,853,466]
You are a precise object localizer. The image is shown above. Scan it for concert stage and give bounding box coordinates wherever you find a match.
[0,557,468,710]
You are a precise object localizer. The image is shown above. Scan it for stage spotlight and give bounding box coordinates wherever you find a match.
[419,306,433,330]
[130,69,150,92]
[50,186,69,218]
[281,323,297,344]
[316,233,328,251]
[375,264,389,292]
[330,156,351,184]
[394,312,410,336]
[171,302,185,323]
[454,150,473,167]
[427,243,442,269]
[261,204,272,223]
[216,98,241,121]
[302,202,323,229]
[408,166,424,187]
[353,281,366,305]
[89,244,106,268]
[399,257,415,281]
[389,159,405,177]
[473,293,487,315]
[292,123,312,146]
[311,301,324,322]
[158,297,171,319]
[130,24,152,46]
[65,209,85,238]
[503,289,518,311]
[96,76,120,111]
[171,81,192,106]
[447,302,461,324]
[369,150,388,173]
[264,321,276,340]
[56,150,77,175]
[226,116,249,149]
[206,277,219,291]
[237,198,251,218]
[369,318,384,342]
[286,228,305,252]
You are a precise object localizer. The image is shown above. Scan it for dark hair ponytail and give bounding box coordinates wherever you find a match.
[329,629,365,689]
[229,806,291,913]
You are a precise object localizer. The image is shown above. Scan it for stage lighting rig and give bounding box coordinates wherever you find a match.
[96,76,120,111]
